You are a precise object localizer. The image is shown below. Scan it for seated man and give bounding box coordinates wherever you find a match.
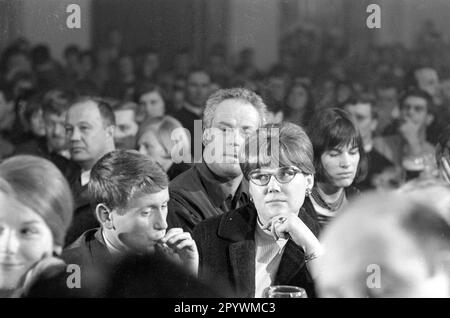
[172,69,211,156]
[14,89,78,179]
[373,89,437,181]
[62,150,198,278]
[63,96,116,246]
[112,101,139,150]
[343,96,394,190]
[24,152,211,298]
[168,88,266,233]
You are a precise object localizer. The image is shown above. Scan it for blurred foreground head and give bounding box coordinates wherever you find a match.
[314,192,450,297]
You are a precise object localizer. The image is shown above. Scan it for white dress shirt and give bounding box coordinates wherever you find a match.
[254,218,289,298]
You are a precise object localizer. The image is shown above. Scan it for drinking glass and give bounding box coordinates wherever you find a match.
[263,285,307,298]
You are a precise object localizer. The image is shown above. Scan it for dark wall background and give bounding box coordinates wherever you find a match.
[91,0,211,69]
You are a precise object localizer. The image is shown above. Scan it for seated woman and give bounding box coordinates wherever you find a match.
[283,81,315,127]
[306,108,367,231]
[193,122,322,298]
[0,155,73,297]
[314,192,450,297]
[137,115,191,180]
[135,82,166,123]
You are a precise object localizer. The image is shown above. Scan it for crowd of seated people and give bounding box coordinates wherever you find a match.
[1,24,450,297]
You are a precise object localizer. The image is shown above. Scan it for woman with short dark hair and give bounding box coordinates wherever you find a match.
[193,122,322,298]
[306,108,367,230]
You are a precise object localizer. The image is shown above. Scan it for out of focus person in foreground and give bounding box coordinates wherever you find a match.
[314,192,450,298]
[399,178,450,224]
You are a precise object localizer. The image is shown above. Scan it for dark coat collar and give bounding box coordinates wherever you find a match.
[195,163,249,209]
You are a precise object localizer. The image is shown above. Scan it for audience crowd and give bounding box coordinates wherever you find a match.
[1,23,450,298]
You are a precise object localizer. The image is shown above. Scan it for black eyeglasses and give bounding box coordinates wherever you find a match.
[248,166,304,186]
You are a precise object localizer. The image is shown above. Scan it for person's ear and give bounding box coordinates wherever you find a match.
[95,203,115,230]
[202,127,213,147]
[106,125,115,139]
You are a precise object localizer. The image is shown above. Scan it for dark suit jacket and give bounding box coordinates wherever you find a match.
[14,136,79,181]
[61,228,221,298]
[64,172,99,247]
[168,163,250,233]
[24,228,112,298]
[193,203,320,298]
[62,228,114,269]
[172,105,202,158]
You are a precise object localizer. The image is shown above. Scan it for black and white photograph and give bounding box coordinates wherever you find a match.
[0,0,449,304]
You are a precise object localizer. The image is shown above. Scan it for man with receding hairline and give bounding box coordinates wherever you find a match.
[64,96,116,246]
[168,88,266,233]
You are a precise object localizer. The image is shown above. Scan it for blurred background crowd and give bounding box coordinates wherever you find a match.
[0,0,449,299]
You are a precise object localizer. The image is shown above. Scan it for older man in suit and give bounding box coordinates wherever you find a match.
[63,96,116,246]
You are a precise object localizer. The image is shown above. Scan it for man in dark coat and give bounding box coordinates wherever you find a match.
[63,96,116,246]
[172,69,211,157]
[168,88,267,233]
[14,89,79,180]
[59,150,205,297]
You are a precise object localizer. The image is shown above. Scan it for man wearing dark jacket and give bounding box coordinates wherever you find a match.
[63,96,116,246]
[61,150,200,296]
[168,88,267,233]
[14,89,79,180]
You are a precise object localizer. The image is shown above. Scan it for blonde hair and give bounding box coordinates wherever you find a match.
[137,116,190,157]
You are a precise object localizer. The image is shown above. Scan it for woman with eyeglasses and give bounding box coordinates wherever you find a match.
[305,108,367,231]
[193,122,322,298]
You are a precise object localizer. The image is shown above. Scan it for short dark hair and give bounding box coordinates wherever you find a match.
[113,100,138,114]
[89,150,169,213]
[31,44,51,65]
[134,82,162,102]
[64,44,80,58]
[342,94,378,120]
[70,96,116,127]
[23,93,44,124]
[42,89,75,117]
[399,88,433,113]
[240,122,315,180]
[307,108,368,184]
